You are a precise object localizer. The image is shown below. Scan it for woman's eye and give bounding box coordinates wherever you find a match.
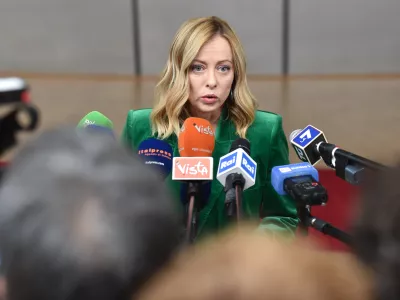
[218,65,231,72]
[191,64,204,72]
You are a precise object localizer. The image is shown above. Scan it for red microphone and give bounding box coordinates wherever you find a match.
[173,117,215,243]
[178,117,215,157]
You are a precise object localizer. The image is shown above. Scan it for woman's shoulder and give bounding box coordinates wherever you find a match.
[124,108,153,131]
[123,108,153,146]
[125,108,153,123]
[253,110,283,126]
[247,110,284,137]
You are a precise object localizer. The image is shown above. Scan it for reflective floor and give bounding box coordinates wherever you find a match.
[1,73,399,168]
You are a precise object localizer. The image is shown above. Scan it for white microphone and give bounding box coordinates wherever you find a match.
[216,139,257,191]
[217,138,257,221]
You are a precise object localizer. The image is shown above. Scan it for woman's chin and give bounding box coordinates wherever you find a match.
[196,102,221,113]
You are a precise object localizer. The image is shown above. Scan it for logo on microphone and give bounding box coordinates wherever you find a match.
[218,152,238,173]
[220,154,236,169]
[279,164,311,173]
[83,119,95,127]
[241,152,256,180]
[193,123,214,136]
[172,157,213,180]
[138,148,172,160]
[291,125,322,148]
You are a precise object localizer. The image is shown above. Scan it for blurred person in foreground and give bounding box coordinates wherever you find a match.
[352,163,400,300]
[122,16,298,240]
[0,127,181,300]
[135,225,372,300]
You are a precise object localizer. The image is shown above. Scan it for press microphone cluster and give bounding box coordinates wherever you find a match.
[173,117,214,243]
[290,125,387,185]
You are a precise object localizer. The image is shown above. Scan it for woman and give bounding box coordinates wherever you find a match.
[122,16,298,239]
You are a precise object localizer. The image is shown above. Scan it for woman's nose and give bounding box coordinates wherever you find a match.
[206,70,217,88]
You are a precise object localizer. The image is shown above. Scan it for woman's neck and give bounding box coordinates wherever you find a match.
[189,107,221,128]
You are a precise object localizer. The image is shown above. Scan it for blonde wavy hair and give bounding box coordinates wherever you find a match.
[150,16,258,139]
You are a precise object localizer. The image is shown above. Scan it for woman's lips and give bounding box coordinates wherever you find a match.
[200,96,218,104]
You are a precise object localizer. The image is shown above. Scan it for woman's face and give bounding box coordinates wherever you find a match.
[188,35,234,118]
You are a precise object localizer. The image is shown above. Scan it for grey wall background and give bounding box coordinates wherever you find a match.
[290,0,400,74]
[0,0,399,75]
[139,0,282,75]
[0,0,134,74]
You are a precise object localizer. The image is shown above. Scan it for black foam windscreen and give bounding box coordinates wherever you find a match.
[229,138,250,155]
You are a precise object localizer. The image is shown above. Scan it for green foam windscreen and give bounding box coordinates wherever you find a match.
[76,111,113,129]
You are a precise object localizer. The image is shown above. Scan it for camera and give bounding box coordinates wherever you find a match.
[0,77,40,156]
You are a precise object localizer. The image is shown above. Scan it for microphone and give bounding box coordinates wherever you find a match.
[0,77,30,104]
[216,138,257,222]
[76,111,114,138]
[271,162,327,206]
[173,117,214,181]
[216,139,257,190]
[271,162,327,235]
[178,117,215,157]
[271,162,352,245]
[290,125,386,184]
[173,117,215,243]
[137,138,173,180]
[289,125,327,166]
[77,111,114,129]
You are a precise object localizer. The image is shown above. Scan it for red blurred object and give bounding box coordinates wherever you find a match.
[21,91,31,103]
[308,169,360,251]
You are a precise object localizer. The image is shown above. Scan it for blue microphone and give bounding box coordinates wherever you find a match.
[84,124,115,139]
[271,163,352,243]
[271,162,327,207]
[137,138,173,179]
[272,162,319,195]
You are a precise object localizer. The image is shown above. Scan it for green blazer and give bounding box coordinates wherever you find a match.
[121,108,299,239]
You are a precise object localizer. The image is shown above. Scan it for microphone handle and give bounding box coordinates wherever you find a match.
[318,142,387,171]
[308,216,352,246]
[225,188,237,223]
[235,185,243,222]
[297,206,310,236]
[185,181,201,244]
[224,173,246,224]
[186,195,196,244]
